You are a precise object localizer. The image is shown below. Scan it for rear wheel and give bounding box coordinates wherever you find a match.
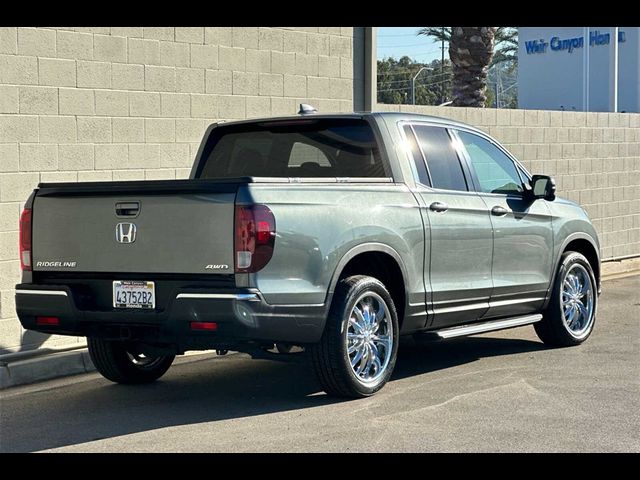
[535,251,597,347]
[311,275,399,398]
[88,338,175,384]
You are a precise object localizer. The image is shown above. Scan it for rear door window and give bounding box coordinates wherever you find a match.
[403,125,430,186]
[412,125,468,191]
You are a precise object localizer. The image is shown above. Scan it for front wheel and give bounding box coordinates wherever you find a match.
[311,275,399,398]
[88,338,175,384]
[535,251,597,347]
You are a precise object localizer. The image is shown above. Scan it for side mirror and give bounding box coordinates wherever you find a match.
[529,175,556,201]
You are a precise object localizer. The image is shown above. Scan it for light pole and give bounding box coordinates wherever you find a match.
[499,82,517,108]
[412,66,433,105]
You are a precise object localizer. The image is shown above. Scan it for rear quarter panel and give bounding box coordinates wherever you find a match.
[238,183,425,308]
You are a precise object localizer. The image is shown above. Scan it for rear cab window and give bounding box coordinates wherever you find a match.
[196,118,389,179]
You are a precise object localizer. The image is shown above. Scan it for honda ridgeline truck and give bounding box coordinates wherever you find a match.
[15,110,601,397]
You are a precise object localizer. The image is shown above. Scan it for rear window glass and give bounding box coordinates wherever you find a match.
[197,119,388,179]
[288,142,332,167]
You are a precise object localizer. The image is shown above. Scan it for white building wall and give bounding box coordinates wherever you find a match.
[518,27,639,113]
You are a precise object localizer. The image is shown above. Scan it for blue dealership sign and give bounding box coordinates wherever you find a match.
[525,30,626,55]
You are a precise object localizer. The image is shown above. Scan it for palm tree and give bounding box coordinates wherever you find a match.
[418,27,517,67]
[490,28,518,67]
[419,27,496,107]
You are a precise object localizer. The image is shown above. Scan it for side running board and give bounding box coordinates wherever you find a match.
[417,314,543,340]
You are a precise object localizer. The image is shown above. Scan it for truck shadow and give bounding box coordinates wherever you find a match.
[1,336,547,452]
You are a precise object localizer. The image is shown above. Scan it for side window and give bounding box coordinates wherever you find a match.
[413,125,468,191]
[457,131,524,195]
[288,142,331,167]
[402,125,430,186]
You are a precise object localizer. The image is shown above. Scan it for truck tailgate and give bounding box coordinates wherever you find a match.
[32,180,239,275]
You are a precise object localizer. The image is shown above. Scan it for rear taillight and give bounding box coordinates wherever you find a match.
[19,208,32,271]
[234,205,275,273]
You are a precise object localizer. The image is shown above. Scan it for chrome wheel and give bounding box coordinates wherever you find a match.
[561,264,595,338]
[126,351,165,370]
[346,292,394,385]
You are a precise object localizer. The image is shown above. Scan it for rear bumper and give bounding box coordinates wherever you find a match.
[15,284,326,352]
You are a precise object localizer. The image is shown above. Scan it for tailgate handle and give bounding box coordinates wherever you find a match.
[115,202,140,217]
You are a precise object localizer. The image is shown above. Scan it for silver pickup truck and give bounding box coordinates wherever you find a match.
[15,111,601,398]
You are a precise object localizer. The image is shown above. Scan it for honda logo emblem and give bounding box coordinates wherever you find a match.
[115,223,137,244]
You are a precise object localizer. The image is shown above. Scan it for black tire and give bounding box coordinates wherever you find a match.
[275,343,294,354]
[88,338,175,384]
[310,275,399,398]
[534,251,598,347]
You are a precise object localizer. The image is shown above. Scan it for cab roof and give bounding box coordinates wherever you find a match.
[212,111,482,135]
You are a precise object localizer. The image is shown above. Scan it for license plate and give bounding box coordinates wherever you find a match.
[113,281,155,309]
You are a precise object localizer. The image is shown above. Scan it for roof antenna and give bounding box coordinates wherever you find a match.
[298,103,318,115]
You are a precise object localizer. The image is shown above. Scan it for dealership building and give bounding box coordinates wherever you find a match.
[518,27,640,112]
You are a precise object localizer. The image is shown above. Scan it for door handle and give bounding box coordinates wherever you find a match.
[115,201,140,217]
[491,205,508,217]
[429,201,449,213]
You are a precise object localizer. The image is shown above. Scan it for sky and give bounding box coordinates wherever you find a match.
[377,27,448,63]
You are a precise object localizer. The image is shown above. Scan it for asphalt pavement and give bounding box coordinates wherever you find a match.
[1,275,638,452]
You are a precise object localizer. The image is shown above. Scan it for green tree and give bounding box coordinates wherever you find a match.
[377,56,452,106]
[491,28,518,67]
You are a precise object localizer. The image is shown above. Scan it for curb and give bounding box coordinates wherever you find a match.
[0,349,219,391]
[0,349,95,390]
[601,257,640,281]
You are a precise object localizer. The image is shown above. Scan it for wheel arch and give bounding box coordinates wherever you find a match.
[325,243,409,328]
[545,233,601,309]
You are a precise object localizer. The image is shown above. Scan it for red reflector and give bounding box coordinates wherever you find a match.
[36,316,59,326]
[190,322,218,331]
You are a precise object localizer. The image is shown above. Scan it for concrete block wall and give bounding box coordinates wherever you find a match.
[377,103,640,262]
[0,26,355,355]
